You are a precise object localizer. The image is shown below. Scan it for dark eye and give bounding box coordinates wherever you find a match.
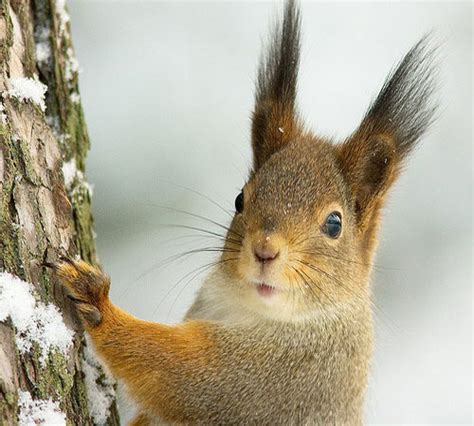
[235,192,244,213]
[323,212,342,238]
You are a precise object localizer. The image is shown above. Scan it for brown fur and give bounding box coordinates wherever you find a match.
[54,1,436,424]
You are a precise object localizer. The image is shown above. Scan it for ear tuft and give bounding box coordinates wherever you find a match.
[339,36,438,226]
[251,0,303,170]
[255,0,301,112]
[356,34,439,156]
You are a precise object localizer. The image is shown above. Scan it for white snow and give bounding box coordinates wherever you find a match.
[62,159,94,196]
[52,0,80,88]
[36,42,51,64]
[0,272,74,365]
[61,159,78,189]
[80,180,94,196]
[18,390,66,425]
[8,77,47,112]
[55,0,70,36]
[70,92,81,104]
[35,27,51,65]
[64,48,80,83]
[0,101,6,124]
[82,340,116,425]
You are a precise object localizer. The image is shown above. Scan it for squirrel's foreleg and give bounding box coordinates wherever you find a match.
[55,259,220,423]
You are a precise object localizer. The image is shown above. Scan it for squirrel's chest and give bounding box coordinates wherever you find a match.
[209,327,371,424]
[185,270,373,423]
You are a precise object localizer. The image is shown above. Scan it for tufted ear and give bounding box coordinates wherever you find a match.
[251,0,303,170]
[338,36,438,233]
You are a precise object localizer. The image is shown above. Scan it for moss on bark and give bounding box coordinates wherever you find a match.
[0,0,120,423]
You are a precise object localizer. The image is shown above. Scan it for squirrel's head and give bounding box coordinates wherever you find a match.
[219,1,437,322]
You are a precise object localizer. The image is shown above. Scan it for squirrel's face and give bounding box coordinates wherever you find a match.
[215,6,435,321]
[221,136,368,320]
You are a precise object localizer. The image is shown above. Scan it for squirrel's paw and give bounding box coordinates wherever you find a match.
[54,258,110,327]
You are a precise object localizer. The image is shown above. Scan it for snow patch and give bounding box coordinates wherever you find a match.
[0,272,74,365]
[52,0,80,90]
[82,340,116,425]
[0,101,7,125]
[61,159,78,189]
[18,390,66,425]
[35,26,51,65]
[55,0,70,37]
[64,47,80,83]
[36,42,51,64]
[62,159,93,196]
[70,92,81,104]
[8,77,47,112]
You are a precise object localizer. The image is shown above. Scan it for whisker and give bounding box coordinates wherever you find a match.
[161,223,242,246]
[155,262,213,319]
[158,233,232,248]
[117,243,241,302]
[294,248,398,271]
[285,269,298,316]
[156,257,239,320]
[297,259,359,299]
[296,259,390,324]
[152,179,235,219]
[292,269,318,307]
[299,268,336,306]
[148,204,244,240]
[289,230,396,271]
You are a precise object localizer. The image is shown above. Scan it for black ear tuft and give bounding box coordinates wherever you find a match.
[255,0,301,113]
[251,0,303,170]
[339,36,439,227]
[356,34,439,156]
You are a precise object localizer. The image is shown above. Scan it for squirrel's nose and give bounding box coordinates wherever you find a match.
[254,246,279,264]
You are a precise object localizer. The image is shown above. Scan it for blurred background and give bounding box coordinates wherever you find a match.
[68,1,472,424]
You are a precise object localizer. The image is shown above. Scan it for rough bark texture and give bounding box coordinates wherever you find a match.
[0,0,120,424]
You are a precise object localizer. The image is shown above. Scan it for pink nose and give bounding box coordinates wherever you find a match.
[254,247,279,264]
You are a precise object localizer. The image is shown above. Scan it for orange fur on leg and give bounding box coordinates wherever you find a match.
[55,258,221,422]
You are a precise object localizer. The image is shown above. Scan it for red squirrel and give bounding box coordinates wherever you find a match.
[55,1,437,424]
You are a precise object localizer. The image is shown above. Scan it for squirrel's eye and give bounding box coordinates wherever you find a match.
[235,192,244,213]
[323,212,342,238]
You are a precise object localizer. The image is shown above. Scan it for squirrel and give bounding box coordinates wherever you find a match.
[53,1,437,424]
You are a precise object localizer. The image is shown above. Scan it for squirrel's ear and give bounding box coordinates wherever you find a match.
[251,0,303,170]
[338,36,438,228]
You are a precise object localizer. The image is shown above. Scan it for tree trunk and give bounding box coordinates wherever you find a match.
[0,0,120,424]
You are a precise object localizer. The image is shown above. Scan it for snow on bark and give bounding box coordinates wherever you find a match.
[35,38,51,66]
[7,77,48,112]
[61,158,93,195]
[18,390,66,425]
[0,272,74,365]
[0,100,7,124]
[70,92,81,104]
[64,47,80,85]
[0,0,119,422]
[82,339,116,425]
[55,0,71,38]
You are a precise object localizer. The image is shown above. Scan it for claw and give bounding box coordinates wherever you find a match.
[67,294,89,304]
[58,255,76,265]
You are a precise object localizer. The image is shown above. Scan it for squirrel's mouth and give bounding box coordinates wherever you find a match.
[256,282,277,298]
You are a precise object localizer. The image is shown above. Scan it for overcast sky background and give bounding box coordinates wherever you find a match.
[68,1,472,423]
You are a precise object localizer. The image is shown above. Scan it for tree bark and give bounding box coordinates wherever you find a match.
[0,0,120,424]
